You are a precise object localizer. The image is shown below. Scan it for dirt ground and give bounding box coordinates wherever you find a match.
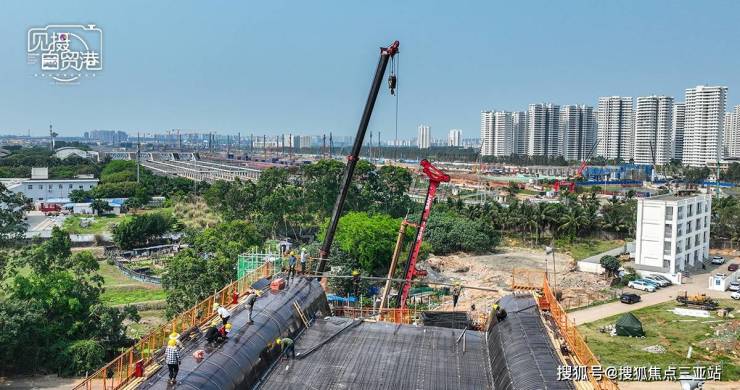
[0,375,78,389]
[420,246,615,312]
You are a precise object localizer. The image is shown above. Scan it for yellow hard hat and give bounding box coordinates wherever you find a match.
[352,270,360,276]
[256,290,263,297]
[211,318,221,327]
[213,303,220,309]
[276,338,282,345]
[169,332,180,340]
[225,324,232,330]
[168,339,177,347]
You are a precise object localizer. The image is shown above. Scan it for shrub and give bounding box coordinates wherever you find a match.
[63,339,105,376]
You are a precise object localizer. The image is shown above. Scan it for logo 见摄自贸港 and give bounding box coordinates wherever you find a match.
[27,24,103,84]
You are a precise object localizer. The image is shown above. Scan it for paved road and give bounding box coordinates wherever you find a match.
[570,267,733,325]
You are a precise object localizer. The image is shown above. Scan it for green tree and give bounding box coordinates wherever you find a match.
[69,189,90,203]
[0,183,30,245]
[112,212,173,249]
[91,199,113,216]
[162,221,262,317]
[423,211,500,255]
[600,255,621,277]
[320,212,406,275]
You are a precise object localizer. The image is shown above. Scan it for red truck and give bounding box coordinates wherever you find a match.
[39,203,61,215]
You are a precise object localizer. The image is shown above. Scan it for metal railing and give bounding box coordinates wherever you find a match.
[74,261,276,390]
[540,274,619,390]
[331,306,421,324]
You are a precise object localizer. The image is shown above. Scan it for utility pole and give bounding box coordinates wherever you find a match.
[263,135,267,160]
[329,132,333,159]
[322,134,327,158]
[136,132,141,183]
[49,124,55,150]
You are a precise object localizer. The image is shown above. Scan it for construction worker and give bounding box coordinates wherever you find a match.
[276,337,295,359]
[214,302,231,326]
[165,338,181,385]
[351,269,361,298]
[451,282,462,309]
[288,251,297,278]
[245,289,262,323]
[494,303,507,322]
[300,248,307,274]
[168,332,183,348]
[205,318,221,344]
[217,323,232,342]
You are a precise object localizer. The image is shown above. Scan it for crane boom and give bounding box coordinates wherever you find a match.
[317,40,399,273]
[399,159,450,309]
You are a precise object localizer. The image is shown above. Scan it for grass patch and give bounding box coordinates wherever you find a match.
[579,300,740,381]
[63,214,128,234]
[126,309,167,339]
[101,287,166,306]
[557,237,626,261]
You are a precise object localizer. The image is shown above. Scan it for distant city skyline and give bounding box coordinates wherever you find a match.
[1,1,739,138]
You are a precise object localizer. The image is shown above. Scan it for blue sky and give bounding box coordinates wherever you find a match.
[1,0,738,139]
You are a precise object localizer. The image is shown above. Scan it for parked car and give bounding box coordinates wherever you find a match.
[711,256,725,265]
[649,274,672,285]
[638,278,662,289]
[620,293,641,304]
[728,263,738,272]
[628,280,656,292]
[729,282,740,292]
[643,275,670,287]
[731,291,740,300]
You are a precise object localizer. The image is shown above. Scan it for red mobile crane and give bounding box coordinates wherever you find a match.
[553,139,600,193]
[398,159,450,309]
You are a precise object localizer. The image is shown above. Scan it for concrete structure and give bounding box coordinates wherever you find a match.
[527,103,560,157]
[142,159,260,183]
[417,125,431,149]
[724,106,740,158]
[447,129,462,147]
[512,111,528,155]
[597,96,633,161]
[560,105,595,161]
[633,96,674,165]
[635,193,711,283]
[708,271,739,292]
[683,85,728,167]
[54,147,100,161]
[672,102,686,160]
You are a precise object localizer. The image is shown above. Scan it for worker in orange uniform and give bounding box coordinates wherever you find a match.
[165,339,181,385]
[351,270,361,298]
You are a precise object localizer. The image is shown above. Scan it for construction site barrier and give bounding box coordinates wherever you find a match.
[540,275,619,390]
[331,306,420,324]
[73,261,276,390]
[511,268,547,290]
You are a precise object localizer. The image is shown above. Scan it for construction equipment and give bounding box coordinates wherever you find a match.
[399,159,450,309]
[675,291,719,310]
[553,139,600,193]
[378,219,415,311]
[316,40,400,274]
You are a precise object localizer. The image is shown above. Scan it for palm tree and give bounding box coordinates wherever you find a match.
[558,206,588,243]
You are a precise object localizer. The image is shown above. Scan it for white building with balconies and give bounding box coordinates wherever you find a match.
[634,193,711,283]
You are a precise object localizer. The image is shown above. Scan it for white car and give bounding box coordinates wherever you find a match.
[643,275,670,287]
[711,256,725,265]
[731,291,740,300]
[728,282,740,292]
[628,280,656,292]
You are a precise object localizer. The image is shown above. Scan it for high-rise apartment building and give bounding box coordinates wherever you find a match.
[480,111,512,156]
[527,104,560,157]
[724,107,739,158]
[560,105,596,161]
[672,103,686,161]
[633,96,674,165]
[448,129,462,147]
[683,85,727,167]
[480,111,494,156]
[596,97,633,161]
[512,111,528,155]
[417,125,431,149]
